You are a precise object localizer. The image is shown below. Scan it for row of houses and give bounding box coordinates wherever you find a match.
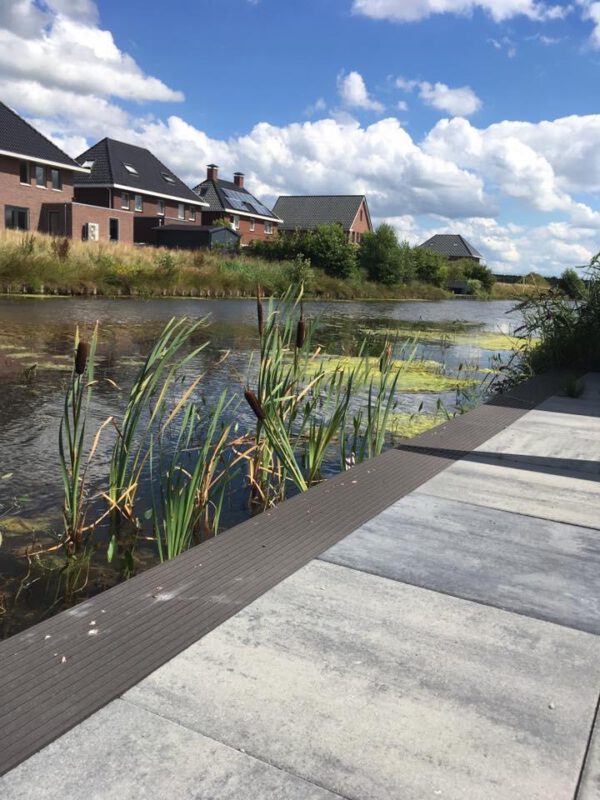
[0,101,374,250]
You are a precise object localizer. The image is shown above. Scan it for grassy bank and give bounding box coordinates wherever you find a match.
[0,230,451,301]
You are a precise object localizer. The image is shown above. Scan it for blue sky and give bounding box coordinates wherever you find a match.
[1,0,599,274]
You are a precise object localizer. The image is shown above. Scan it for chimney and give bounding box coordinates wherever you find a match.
[207,164,219,181]
[233,171,245,189]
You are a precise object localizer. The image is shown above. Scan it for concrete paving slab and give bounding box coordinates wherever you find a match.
[474,408,600,475]
[125,560,600,800]
[416,456,600,528]
[320,493,600,634]
[0,699,341,800]
[577,705,600,799]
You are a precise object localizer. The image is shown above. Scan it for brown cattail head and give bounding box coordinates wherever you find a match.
[295,318,306,349]
[244,389,266,421]
[379,343,392,373]
[75,341,90,375]
[256,285,264,337]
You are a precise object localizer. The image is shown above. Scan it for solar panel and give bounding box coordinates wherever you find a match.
[223,189,273,217]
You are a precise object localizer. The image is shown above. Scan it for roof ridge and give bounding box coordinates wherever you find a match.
[0,100,80,168]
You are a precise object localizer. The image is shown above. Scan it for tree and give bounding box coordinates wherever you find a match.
[303,224,356,279]
[558,267,585,299]
[412,247,446,286]
[461,260,495,292]
[358,224,404,285]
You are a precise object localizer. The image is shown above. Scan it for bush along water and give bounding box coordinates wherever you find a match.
[496,252,600,388]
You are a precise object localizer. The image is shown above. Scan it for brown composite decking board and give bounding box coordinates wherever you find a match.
[0,370,572,777]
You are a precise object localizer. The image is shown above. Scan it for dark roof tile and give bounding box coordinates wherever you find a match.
[0,101,85,171]
[74,138,206,206]
[272,195,370,231]
[418,234,483,259]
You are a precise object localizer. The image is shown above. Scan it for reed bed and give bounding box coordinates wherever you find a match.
[7,283,483,620]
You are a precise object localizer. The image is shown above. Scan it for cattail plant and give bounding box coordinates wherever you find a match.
[58,325,98,552]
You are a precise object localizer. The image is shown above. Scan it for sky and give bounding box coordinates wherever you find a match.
[1,0,600,274]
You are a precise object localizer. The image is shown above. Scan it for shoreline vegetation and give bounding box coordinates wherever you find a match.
[1,229,548,301]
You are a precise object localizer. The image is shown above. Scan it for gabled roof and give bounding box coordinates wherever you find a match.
[74,138,207,207]
[418,234,483,259]
[272,195,371,232]
[193,177,281,222]
[0,101,87,172]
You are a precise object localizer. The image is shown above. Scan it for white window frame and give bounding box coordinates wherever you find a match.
[189,208,196,221]
[19,161,30,185]
[265,221,273,235]
[232,214,240,231]
[134,194,143,212]
[124,163,138,175]
[178,203,185,220]
[157,199,165,216]
[249,218,255,232]
[121,192,130,210]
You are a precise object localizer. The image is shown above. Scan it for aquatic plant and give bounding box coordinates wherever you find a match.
[58,326,99,551]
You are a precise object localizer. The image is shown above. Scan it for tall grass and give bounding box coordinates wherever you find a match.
[0,229,449,301]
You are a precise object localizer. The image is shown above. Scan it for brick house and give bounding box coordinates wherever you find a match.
[0,100,89,236]
[418,234,484,264]
[73,138,208,244]
[193,165,282,246]
[272,195,372,245]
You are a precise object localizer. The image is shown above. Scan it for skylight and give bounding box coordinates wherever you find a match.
[162,172,176,184]
[81,159,94,169]
[124,163,139,175]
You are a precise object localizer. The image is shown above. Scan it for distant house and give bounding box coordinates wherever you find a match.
[0,101,88,236]
[418,234,483,264]
[73,138,208,244]
[155,224,240,251]
[193,165,281,246]
[272,195,372,245]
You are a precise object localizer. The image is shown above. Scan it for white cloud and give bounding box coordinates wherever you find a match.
[488,36,517,56]
[397,100,409,111]
[578,0,600,47]
[418,81,482,116]
[352,0,568,23]
[0,1,183,103]
[304,97,327,117]
[396,77,481,116]
[337,70,384,112]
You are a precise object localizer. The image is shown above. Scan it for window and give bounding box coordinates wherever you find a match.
[157,199,165,216]
[35,165,45,188]
[232,215,240,230]
[51,169,62,191]
[109,218,119,242]
[265,221,273,235]
[249,218,255,232]
[19,161,30,185]
[162,172,176,184]
[189,208,196,221]
[81,159,95,169]
[135,195,143,212]
[178,203,185,220]
[124,163,138,175]
[360,209,363,221]
[5,205,29,230]
[121,192,130,210]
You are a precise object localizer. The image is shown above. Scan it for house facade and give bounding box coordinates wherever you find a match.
[0,101,88,236]
[272,195,372,245]
[418,234,483,264]
[73,138,208,244]
[193,165,281,246]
